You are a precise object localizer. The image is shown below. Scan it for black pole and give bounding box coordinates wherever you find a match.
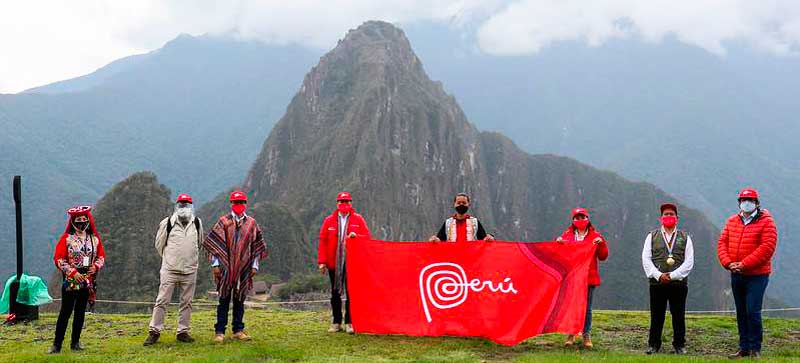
[13,175,23,280]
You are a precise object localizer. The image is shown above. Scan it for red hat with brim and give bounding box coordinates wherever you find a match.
[738,188,759,201]
[571,208,589,218]
[230,190,248,202]
[337,191,352,201]
[176,193,193,203]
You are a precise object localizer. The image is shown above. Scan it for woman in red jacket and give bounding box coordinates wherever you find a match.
[317,192,371,334]
[556,208,609,348]
[717,189,778,359]
[49,206,106,354]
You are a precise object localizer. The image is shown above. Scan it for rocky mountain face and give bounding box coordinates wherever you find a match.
[240,21,728,309]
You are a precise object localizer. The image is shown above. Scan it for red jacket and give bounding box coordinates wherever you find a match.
[317,211,371,270]
[559,226,609,286]
[717,209,778,275]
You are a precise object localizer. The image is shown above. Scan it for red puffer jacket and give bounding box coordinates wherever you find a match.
[717,209,778,275]
[559,226,609,286]
[317,211,371,270]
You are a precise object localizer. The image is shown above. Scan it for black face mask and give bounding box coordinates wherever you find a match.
[455,205,469,215]
[72,221,88,232]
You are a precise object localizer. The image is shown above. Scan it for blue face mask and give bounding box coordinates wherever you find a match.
[739,201,757,214]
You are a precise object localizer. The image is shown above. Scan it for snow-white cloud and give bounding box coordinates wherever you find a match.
[2,1,799,93]
[477,0,800,56]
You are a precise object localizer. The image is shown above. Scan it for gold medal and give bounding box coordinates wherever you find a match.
[666,255,675,266]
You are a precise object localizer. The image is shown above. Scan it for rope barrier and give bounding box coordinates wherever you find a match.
[45,298,800,314]
[47,298,332,307]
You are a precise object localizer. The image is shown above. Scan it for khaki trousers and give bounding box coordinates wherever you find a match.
[149,268,197,334]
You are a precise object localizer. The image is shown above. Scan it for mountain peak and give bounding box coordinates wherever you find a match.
[341,21,409,46]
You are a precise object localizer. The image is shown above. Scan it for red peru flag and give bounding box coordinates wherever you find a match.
[347,239,596,346]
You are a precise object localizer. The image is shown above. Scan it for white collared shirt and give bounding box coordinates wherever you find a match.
[641,226,694,281]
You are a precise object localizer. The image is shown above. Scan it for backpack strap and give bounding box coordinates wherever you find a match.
[166,217,174,237]
[194,218,202,244]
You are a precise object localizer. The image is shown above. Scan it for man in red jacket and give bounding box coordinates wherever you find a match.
[717,188,778,359]
[318,191,371,334]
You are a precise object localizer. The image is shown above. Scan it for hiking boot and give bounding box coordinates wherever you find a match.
[728,350,750,359]
[645,346,660,355]
[674,346,687,355]
[70,343,85,351]
[176,332,195,343]
[582,334,593,348]
[213,334,225,343]
[564,334,575,346]
[328,323,342,333]
[344,324,354,334]
[232,331,252,341]
[47,345,61,354]
[143,331,160,346]
[750,351,761,359]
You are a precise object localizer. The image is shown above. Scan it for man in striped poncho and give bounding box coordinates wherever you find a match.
[203,190,266,343]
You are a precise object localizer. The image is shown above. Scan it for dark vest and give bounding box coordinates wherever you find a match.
[649,229,689,286]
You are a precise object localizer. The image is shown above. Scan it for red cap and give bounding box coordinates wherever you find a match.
[66,205,92,216]
[571,208,589,218]
[738,188,759,200]
[230,190,248,202]
[176,193,193,203]
[336,191,352,201]
[660,203,678,214]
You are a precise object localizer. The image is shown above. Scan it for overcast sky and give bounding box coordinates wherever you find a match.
[2,0,800,94]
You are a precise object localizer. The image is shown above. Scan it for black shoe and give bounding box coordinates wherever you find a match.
[750,350,761,359]
[176,332,195,343]
[143,331,160,346]
[728,350,750,359]
[47,345,61,354]
[645,346,660,355]
[70,343,85,351]
[674,346,687,355]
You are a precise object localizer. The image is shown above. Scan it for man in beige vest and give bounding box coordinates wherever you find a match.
[144,193,203,345]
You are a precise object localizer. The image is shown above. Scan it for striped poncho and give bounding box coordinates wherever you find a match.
[203,214,267,300]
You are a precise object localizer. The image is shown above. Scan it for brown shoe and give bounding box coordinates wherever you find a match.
[582,334,593,349]
[176,332,194,343]
[143,331,160,346]
[750,351,761,359]
[727,350,749,359]
[213,334,225,343]
[232,331,252,341]
[564,335,575,347]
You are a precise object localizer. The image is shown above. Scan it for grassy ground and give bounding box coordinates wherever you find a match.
[1,308,798,363]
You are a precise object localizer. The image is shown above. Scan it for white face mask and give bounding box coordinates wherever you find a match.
[176,205,194,220]
[739,201,757,214]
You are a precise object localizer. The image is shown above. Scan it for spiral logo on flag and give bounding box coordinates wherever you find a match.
[419,262,519,323]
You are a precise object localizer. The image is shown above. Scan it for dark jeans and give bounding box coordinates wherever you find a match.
[731,274,769,352]
[648,283,688,349]
[214,294,245,334]
[53,285,89,348]
[328,269,350,324]
[583,286,596,335]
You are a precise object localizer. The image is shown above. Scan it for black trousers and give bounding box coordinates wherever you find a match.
[328,269,350,324]
[53,285,89,348]
[214,294,245,334]
[648,283,688,349]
